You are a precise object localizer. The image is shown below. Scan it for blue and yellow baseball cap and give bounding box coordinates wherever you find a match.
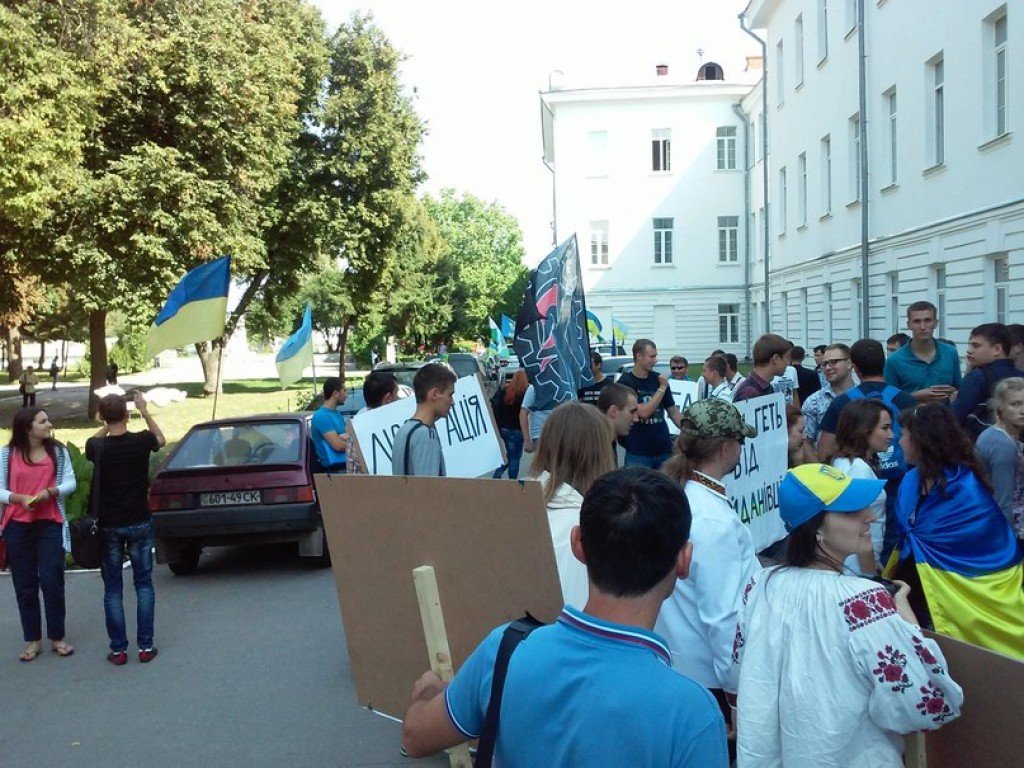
[778,464,885,531]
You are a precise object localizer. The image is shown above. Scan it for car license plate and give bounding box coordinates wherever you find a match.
[199,490,262,507]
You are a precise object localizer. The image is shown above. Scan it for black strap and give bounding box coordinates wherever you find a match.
[402,419,426,475]
[474,614,544,768]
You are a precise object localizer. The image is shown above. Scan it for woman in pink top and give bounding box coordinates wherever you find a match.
[0,408,77,661]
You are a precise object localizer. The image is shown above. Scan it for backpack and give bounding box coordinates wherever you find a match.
[847,386,907,480]
[963,366,998,443]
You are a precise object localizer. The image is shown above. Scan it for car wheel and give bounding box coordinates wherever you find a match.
[168,546,201,576]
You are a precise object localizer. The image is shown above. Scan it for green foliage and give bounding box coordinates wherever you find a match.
[63,442,93,524]
[108,324,149,373]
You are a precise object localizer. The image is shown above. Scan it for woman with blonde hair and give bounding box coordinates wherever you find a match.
[529,401,615,609]
[657,399,759,761]
[975,376,1024,538]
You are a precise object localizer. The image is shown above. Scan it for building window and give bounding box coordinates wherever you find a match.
[818,0,829,61]
[995,256,1010,324]
[850,113,861,201]
[783,292,791,337]
[797,152,808,226]
[587,130,609,177]
[801,287,810,347]
[851,279,863,338]
[776,40,785,106]
[885,88,898,185]
[751,211,758,261]
[888,272,900,332]
[651,128,671,172]
[994,12,1009,136]
[778,166,788,233]
[824,284,833,341]
[589,221,609,266]
[935,265,947,337]
[718,216,739,263]
[795,15,805,86]
[653,217,673,264]
[821,134,832,214]
[719,304,740,344]
[717,126,738,170]
[845,0,856,35]
[928,55,945,166]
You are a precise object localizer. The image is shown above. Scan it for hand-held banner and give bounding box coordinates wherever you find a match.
[513,235,593,411]
[666,380,700,436]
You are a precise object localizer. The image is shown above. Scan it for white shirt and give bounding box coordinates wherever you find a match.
[730,567,963,768]
[537,471,588,610]
[655,475,761,690]
[708,380,734,403]
[730,371,744,387]
[831,457,887,575]
[771,365,799,404]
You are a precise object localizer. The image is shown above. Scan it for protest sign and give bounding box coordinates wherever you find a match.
[724,393,788,551]
[314,475,564,719]
[918,631,1024,767]
[350,374,504,477]
[666,379,700,436]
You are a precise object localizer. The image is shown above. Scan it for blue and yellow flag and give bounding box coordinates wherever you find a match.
[585,310,603,342]
[275,304,314,386]
[888,466,1024,659]
[500,314,515,340]
[145,256,230,359]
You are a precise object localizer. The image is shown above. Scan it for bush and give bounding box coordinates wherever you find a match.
[109,325,151,373]
[63,443,93,525]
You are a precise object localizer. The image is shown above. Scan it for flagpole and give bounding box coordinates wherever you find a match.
[211,340,226,420]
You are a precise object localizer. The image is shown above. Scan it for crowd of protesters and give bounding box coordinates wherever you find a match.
[404,300,1022,766]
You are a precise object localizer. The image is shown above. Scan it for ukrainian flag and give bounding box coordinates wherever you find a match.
[585,310,603,342]
[275,304,314,386]
[886,466,1024,659]
[145,257,230,359]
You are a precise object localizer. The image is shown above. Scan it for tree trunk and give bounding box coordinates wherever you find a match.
[87,310,107,420]
[6,325,23,381]
[38,340,46,368]
[196,339,225,396]
[336,319,352,383]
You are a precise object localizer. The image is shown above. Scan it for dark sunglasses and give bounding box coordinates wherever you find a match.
[670,365,687,370]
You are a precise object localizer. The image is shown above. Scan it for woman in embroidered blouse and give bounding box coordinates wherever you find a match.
[0,408,77,661]
[528,402,614,610]
[658,398,760,761]
[729,464,962,768]
[831,399,891,575]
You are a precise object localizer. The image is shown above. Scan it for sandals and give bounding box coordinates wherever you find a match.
[52,640,75,657]
[19,642,42,662]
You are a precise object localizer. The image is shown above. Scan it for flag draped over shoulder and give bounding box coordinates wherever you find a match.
[513,235,593,410]
[276,304,314,386]
[145,256,230,359]
[500,314,515,340]
[889,466,1024,659]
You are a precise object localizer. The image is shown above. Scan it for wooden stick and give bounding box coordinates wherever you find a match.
[904,732,927,768]
[413,565,473,768]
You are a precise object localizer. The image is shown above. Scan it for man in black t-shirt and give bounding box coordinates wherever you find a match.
[577,351,612,406]
[86,392,165,665]
[617,339,682,468]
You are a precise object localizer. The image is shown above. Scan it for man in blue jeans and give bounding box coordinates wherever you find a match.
[617,339,683,468]
[86,391,165,665]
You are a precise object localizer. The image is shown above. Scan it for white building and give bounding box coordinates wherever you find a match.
[540,63,760,359]
[743,0,1024,349]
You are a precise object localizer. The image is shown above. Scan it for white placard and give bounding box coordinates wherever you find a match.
[666,380,700,435]
[723,393,789,551]
[351,374,504,478]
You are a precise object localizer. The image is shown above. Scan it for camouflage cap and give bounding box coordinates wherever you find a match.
[681,399,757,440]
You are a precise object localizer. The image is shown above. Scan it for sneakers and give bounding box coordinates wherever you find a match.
[107,651,128,666]
[139,647,159,663]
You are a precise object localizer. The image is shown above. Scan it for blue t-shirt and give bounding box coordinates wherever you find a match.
[618,371,676,457]
[311,406,347,469]
[883,341,962,393]
[445,606,728,767]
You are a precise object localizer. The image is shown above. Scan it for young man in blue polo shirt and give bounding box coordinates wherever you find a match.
[401,467,728,767]
[310,378,348,473]
[884,301,962,402]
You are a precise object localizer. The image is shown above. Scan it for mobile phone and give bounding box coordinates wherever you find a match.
[867,575,900,597]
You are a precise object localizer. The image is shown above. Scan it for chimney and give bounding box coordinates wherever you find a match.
[656,64,669,77]
[745,55,764,72]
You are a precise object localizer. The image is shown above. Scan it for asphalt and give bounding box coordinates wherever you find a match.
[0,545,449,767]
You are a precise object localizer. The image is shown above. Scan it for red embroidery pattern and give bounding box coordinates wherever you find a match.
[916,682,954,722]
[912,636,944,675]
[839,587,897,632]
[731,624,745,664]
[742,577,755,607]
[871,645,912,692]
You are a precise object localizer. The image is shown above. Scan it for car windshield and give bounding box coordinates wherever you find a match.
[448,358,478,378]
[166,422,303,470]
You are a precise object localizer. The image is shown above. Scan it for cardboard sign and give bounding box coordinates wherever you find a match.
[919,631,1024,767]
[666,380,700,436]
[350,374,504,477]
[314,475,564,719]
[724,393,788,551]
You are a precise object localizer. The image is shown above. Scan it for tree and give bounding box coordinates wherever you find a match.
[423,189,529,343]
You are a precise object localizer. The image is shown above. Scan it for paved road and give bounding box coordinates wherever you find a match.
[0,545,448,767]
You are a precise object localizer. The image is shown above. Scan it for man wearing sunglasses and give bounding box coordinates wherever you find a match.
[669,356,690,381]
[801,344,855,447]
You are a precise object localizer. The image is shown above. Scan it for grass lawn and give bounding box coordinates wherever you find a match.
[1,377,364,471]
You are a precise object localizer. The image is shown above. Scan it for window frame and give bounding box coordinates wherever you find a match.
[717,216,740,263]
[718,303,740,344]
[651,128,671,173]
[652,217,674,265]
[797,152,808,226]
[716,126,738,170]
[589,221,609,267]
[821,134,832,215]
